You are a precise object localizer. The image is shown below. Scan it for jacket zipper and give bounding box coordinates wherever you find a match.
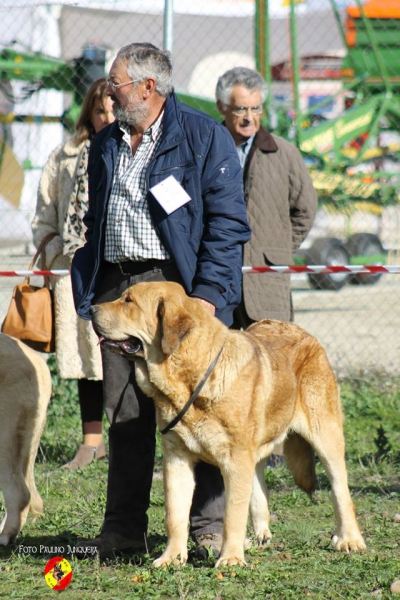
[81,153,112,310]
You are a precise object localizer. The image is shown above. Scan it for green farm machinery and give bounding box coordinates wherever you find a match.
[1,1,400,290]
[260,0,400,289]
[0,43,107,129]
[183,0,400,289]
[0,43,107,216]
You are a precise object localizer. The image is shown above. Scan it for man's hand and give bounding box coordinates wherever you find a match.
[194,297,215,316]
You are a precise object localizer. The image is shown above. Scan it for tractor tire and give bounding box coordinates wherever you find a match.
[346,233,385,286]
[305,237,351,291]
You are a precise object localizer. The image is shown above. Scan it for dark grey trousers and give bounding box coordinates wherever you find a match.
[94,260,224,541]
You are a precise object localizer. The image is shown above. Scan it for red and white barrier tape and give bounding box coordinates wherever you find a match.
[242,265,400,274]
[0,265,399,277]
[0,270,71,277]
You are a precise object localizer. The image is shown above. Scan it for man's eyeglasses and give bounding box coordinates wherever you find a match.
[229,105,263,117]
[106,79,139,92]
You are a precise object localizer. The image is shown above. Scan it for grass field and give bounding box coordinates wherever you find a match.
[0,360,399,600]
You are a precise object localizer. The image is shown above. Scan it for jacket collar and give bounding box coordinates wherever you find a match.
[221,122,278,154]
[242,126,277,183]
[100,120,123,153]
[156,92,185,152]
[62,135,84,156]
[253,126,278,153]
[100,93,184,154]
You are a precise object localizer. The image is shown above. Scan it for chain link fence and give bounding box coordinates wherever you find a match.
[0,0,399,375]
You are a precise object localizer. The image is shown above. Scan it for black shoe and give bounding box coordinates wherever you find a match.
[194,533,223,560]
[194,533,252,560]
[74,531,146,560]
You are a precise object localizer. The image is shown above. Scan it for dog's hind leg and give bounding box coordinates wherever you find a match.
[23,447,43,520]
[308,420,366,553]
[0,468,30,545]
[249,460,272,547]
[153,444,196,567]
[295,350,365,553]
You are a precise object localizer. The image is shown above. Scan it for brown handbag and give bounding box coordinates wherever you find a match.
[1,232,58,353]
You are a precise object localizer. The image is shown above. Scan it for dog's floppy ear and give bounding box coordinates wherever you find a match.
[157,296,195,355]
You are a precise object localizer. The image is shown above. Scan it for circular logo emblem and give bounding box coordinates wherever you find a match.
[44,556,73,591]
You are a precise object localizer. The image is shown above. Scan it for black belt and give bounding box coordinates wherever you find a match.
[104,259,172,277]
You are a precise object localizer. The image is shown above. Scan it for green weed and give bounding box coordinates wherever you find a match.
[0,365,399,599]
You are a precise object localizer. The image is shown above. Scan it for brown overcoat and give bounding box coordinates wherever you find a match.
[243,127,318,321]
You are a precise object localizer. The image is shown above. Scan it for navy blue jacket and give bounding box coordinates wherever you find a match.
[71,93,251,326]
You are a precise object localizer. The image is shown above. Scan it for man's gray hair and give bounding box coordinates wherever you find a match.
[216,67,268,107]
[116,42,173,97]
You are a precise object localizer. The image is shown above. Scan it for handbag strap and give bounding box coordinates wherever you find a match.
[27,232,58,288]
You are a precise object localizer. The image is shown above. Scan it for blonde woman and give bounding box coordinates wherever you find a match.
[32,78,115,469]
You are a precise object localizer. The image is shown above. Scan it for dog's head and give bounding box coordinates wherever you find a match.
[90,281,199,360]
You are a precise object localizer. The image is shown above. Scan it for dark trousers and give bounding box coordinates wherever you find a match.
[232,294,294,330]
[77,379,104,429]
[232,297,255,331]
[94,260,224,540]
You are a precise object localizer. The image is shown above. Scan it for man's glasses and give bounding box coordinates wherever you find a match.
[229,105,263,117]
[106,79,139,92]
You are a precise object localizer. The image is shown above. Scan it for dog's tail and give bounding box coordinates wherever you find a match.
[284,432,317,496]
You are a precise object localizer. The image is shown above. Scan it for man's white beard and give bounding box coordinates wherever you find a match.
[113,100,149,128]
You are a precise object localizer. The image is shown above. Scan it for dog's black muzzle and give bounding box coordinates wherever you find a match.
[100,337,143,355]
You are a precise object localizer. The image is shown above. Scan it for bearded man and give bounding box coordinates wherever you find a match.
[71,43,251,561]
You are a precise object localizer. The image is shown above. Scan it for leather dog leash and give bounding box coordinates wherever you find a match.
[160,345,224,435]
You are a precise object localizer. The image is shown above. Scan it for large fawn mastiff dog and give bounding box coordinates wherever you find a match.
[90,281,365,567]
[0,333,51,545]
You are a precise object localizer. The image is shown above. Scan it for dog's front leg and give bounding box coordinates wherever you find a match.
[216,452,255,567]
[153,440,195,567]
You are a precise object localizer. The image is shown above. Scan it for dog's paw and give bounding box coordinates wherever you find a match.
[152,552,187,567]
[244,537,253,550]
[255,528,272,547]
[215,555,247,567]
[331,534,366,553]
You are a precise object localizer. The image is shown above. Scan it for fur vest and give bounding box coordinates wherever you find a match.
[31,137,102,379]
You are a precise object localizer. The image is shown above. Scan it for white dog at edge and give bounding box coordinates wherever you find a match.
[0,333,51,545]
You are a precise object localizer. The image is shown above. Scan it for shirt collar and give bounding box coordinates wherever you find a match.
[238,134,255,153]
[236,134,255,169]
[119,109,164,143]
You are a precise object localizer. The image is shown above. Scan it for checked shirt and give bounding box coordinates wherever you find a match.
[104,112,170,262]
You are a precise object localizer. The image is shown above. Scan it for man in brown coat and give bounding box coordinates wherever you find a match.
[216,67,318,327]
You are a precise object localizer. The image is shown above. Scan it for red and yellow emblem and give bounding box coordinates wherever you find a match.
[44,556,73,590]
